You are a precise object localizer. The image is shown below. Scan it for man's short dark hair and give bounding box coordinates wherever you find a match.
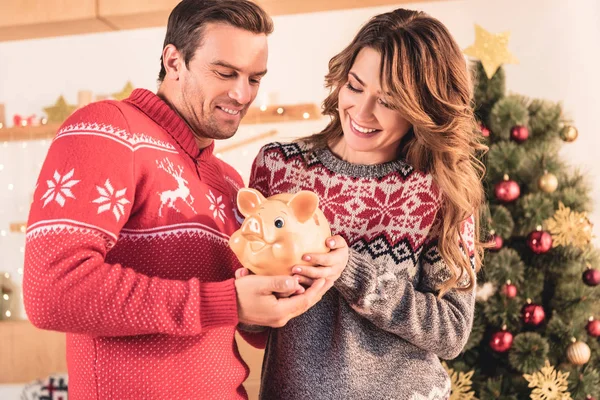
[158,0,274,82]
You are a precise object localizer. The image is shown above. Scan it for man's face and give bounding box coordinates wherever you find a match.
[178,23,268,140]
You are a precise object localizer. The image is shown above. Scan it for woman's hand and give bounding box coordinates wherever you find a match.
[292,235,349,286]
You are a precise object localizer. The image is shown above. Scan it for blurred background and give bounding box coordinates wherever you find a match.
[0,0,599,399]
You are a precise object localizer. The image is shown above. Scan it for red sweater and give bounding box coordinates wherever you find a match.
[23,89,253,399]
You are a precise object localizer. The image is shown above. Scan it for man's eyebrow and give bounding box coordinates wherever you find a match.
[211,60,267,77]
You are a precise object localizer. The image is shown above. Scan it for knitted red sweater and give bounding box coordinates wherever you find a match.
[23,89,252,399]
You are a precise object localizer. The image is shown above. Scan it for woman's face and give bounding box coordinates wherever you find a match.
[336,47,412,164]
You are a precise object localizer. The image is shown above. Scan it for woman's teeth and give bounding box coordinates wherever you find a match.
[351,119,378,133]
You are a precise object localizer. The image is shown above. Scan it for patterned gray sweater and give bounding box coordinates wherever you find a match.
[249,141,476,400]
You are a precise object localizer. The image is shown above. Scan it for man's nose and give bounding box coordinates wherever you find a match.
[228,79,252,105]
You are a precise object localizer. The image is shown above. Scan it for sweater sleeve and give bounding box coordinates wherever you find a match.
[23,101,238,337]
[334,214,476,360]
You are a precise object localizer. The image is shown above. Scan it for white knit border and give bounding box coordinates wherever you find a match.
[119,222,231,244]
[55,123,178,153]
[26,219,118,249]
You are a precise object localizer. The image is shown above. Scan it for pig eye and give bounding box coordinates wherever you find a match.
[274,217,285,228]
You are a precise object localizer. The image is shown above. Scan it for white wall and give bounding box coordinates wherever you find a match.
[0,0,599,318]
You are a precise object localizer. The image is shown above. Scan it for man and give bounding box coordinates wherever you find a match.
[23,1,331,399]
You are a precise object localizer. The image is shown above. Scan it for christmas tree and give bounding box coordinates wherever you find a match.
[448,29,600,400]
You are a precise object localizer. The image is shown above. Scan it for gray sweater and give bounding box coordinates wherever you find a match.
[249,141,476,400]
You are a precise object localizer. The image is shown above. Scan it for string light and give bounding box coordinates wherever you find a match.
[0,164,4,171]
[7,183,14,190]
[19,247,24,253]
[0,231,6,237]
[303,112,310,119]
[276,107,284,115]
[41,117,48,125]
[17,268,23,275]
[0,122,3,129]
[3,273,9,279]
[260,104,267,112]
[2,294,8,300]
[5,310,11,318]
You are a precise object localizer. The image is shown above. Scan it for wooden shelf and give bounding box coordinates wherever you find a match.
[1,0,446,42]
[0,124,60,142]
[0,0,113,42]
[0,103,320,143]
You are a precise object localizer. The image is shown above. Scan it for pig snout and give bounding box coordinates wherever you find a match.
[241,216,262,237]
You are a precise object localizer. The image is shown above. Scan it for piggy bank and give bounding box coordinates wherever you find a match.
[229,188,331,276]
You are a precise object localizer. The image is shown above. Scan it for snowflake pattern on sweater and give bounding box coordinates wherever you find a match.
[251,141,476,400]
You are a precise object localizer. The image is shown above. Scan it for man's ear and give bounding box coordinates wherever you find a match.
[162,44,183,81]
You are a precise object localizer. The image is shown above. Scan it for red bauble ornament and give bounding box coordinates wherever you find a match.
[490,234,503,251]
[586,318,600,337]
[501,282,517,298]
[480,124,490,137]
[510,125,529,143]
[490,329,513,352]
[582,268,600,287]
[495,175,520,203]
[527,229,552,254]
[522,302,545,326]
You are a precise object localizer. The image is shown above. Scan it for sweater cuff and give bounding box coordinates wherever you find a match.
[199,278,239,330]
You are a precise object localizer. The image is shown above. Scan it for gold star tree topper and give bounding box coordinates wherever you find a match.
[112,81,135,101]
[523,360,572,400]
[544,202,594,251]
[464,25,519,79]
[442,362,477,400]
[43,96,77,123]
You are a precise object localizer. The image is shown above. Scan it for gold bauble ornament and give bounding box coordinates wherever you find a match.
[560,125,578,142]
[463,24,519,79]
[538,171,558,193]
[566,339,591,365]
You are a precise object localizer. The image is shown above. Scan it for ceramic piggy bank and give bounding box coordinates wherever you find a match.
[229,188,331,276]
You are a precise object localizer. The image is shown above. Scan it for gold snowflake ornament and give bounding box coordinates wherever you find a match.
[523,360,572,400]
[442,362,477,400]
[544,202,593,251]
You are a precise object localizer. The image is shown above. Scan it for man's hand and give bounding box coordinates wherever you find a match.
[235,273,333,327]
[292,235,349,286]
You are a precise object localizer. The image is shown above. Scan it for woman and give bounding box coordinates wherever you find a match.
[247,8,486,399]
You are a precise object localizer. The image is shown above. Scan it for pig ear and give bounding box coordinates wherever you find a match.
[287,191,319,223]
[237,188,266,217]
